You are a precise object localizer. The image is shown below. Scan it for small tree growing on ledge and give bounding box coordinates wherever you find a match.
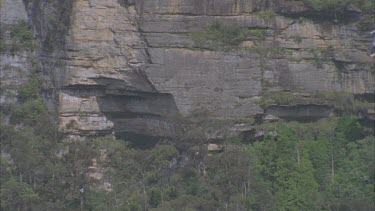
[191,21,266,51]
[10,21,35,52]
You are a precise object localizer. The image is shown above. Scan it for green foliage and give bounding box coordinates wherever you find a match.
[292,35,303,44]
[22,0,72,53]
[301,0,374,14]
[10,78,48,126]
[357,15,375,31]
[257,89,374,115]
[259,90,374,116]
[254,118,374,210]
[352,0,375,13]
[299,0,373,23]
[259,91,299,108]
[10,21,35,51]
[0,40,6,52]
[1,114,374,210]
[1,27,7,52]
[303,0,350,11]
[247,29,267,40]
[11,99,47,125]
[86,188,116,211]
[255,125,318,192]
[191,21,265,51]
[1,70,374,211]
[18,77,42,100]
[0,179,40,210]
[313,91,374,114]
[309,47,334,68]
[257,9,277,22]
[148,188,162,208]
[336,115,365,141]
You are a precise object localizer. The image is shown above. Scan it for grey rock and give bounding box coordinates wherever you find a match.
[2,0,374,143]
[0,0,28,25]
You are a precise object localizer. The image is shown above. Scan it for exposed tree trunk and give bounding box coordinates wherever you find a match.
[330,140,334,184]
[114,191,119,210]
[80,194,84,211]
[296,147,300,165]
[160,186,164,205]
[140,178,147,211]
[244,181,247,197]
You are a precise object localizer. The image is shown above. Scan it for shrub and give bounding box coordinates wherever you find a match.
[302,0,349,11]
[0,179,40,210]
[10,21,35,51]
[259,91,300,108]
[0,27,7,52]
[18,77,42,100]
[313,91,374,114]
[357,15,375,31]
[247,29,267,40]
[302,0,374,13]
[191,21,260,50]
[258,9,277,22]
[309,48,334,68]
[11,99,47,125]
[148,188,162,208]
[12,77,48,126]
[259,90,374,115]
[0,40,6,52]
[292,36,303,44]
[352,0,374,13]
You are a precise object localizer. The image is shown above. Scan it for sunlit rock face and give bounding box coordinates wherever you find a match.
[2,0,374,141]
[133,0,374,128]
[57,0,180,140]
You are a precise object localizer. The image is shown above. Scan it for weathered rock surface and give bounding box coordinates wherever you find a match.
[58,0,181,140]
[0,0,28,25]
[135,0,374,132]
[1,0,374,141]
[0,0,31,106]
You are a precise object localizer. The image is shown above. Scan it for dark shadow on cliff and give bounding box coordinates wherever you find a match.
[91,77,182,148]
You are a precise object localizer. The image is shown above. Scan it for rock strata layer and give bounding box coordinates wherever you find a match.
[1,0,374,141]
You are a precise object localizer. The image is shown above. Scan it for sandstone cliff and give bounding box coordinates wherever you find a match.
[1,0,374,142]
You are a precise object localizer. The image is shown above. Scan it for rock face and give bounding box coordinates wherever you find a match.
[138,0,374,116]
[1,0,374,141]
[59,0,180,140]
[0,0,31,106]
[265,105,334,122]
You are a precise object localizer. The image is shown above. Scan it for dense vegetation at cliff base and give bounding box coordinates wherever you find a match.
[0,80,374,211]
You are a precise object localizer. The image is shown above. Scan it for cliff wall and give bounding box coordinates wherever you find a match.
[1,0,374,141]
